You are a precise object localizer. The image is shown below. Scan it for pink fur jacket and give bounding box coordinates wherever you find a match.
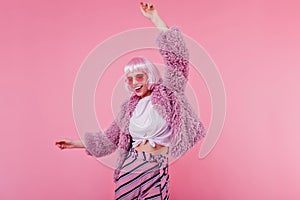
[84,26,206,180]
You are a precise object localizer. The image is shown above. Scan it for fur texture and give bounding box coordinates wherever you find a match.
[83,26,206,178]
[113,148,129,183]
[156,26,189,93]
[84,130,117,157]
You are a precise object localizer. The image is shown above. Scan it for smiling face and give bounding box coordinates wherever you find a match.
[126,71,151,98]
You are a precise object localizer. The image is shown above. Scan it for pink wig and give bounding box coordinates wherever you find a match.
[124,56,162,93]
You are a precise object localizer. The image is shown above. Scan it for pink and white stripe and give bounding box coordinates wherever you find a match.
[114,149,169,200]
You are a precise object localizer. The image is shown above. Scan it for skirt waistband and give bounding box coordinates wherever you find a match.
[128,148,168,165]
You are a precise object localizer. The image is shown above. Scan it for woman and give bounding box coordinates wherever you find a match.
[56,2,206,199]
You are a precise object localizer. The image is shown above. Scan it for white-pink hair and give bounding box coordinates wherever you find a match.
[124,56,162,93]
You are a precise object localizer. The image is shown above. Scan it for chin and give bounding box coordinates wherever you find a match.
[135,92,145,97]
[135,90,148,97]
[132,85,150,97]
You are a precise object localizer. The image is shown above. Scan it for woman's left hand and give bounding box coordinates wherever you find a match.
[139,2,168,32]
[140,2,158,21]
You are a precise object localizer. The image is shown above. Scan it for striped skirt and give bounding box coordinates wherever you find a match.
[114,148,169,200]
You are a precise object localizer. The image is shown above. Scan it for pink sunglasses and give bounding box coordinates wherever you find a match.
[126,73,147,85]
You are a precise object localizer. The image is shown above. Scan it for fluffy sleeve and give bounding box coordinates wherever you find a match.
[83,121,120,157]
[156,26,189,93]
[83,100,129,157]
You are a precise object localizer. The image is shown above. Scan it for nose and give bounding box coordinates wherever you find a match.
[132,78,138,85]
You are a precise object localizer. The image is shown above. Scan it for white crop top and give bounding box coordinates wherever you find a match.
[129,95,172,148]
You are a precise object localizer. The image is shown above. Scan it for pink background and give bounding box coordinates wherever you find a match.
[1,0,300,199]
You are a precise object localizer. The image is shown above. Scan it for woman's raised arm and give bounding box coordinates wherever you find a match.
[140,2,189,93]
[140,2,168,32]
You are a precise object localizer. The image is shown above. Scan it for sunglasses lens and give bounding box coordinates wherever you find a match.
[135,74,145,82]
[126,74,146,85]
[127,77,133,85]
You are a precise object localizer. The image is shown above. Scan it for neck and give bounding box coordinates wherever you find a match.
[141,90,151,98]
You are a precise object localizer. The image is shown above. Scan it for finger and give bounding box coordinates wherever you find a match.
[143,3,148,11]
[56,139,67,143]
[57,140,65,144]
[140,5,146,13]
[139,4,145,11]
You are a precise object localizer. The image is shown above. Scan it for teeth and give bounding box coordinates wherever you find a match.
[135,86,142,90]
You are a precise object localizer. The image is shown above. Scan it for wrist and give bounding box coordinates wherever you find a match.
[150,12,160,23]
[150,13,164,26]
[73,140,84,148]
[150,13,168,32]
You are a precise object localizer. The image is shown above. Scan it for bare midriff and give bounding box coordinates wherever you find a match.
[134,140,169,155]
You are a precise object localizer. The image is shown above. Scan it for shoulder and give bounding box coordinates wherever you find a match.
[151,82,182,101]
[119,95,140,110]
[150,83,181,117]
[151,82,173,95]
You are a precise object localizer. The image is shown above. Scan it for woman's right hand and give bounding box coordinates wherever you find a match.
[55,139,83,150]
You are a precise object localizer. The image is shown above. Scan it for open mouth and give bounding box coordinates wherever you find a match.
[134,85,143,93]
